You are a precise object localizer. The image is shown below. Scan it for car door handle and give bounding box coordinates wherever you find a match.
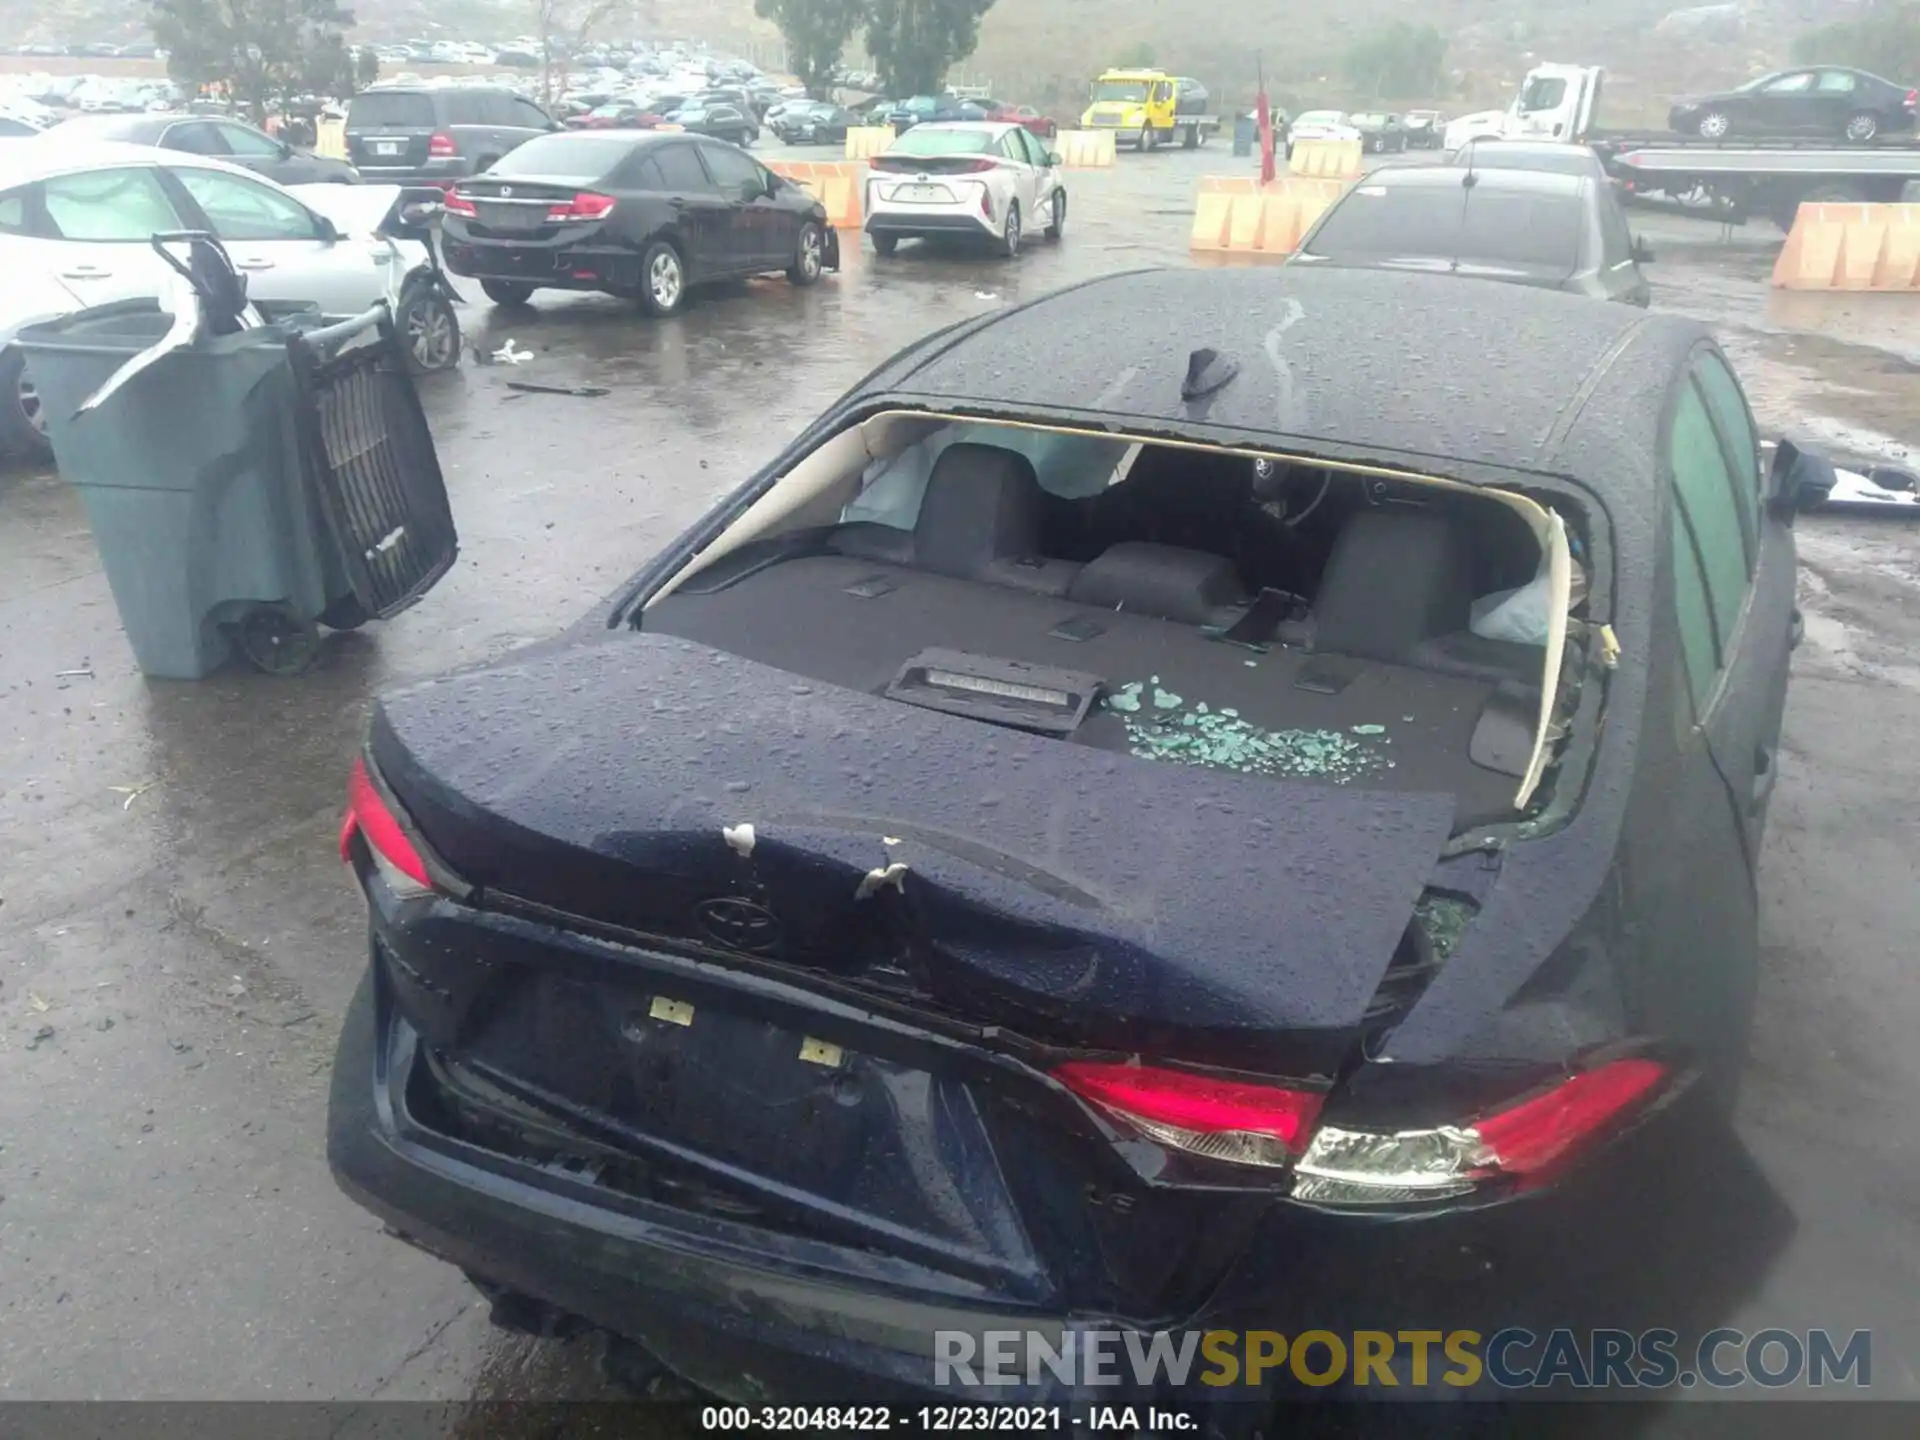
[61,266,112,279]
[1751,746,1779,814]
[233,259,275,271]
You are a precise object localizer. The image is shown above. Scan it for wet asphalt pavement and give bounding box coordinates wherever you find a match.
[1,140,1918,1414]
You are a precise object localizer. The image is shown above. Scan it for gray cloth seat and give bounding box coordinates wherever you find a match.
[1066,541,1251,627]
[1312,506,1540,685]
[900,442,1080,596]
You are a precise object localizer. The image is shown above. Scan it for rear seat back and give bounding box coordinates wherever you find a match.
[1314,508,1476,664]
[910,443,1079,595]
[1066,542,1250,627]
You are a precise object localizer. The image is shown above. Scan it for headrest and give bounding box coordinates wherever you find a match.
[912,443,1045,579]
[1066,542,1247,626]
[1315,508,1476,664]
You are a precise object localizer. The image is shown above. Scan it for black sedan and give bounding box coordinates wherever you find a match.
[1294,163,1654,307]
[1669,66,1918,143]
[330,264,1800,1412]
[440,131,837,316]
[1349,111,1408,152]
[769,101,854,145]
[49,112,359,183]
[663,102,757,146]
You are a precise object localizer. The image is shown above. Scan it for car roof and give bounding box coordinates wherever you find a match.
[50,113,170,136]
[900,120,1021,136]
[1359,163,1587,198]
[0,138,285,189]
[870,265,1700,483]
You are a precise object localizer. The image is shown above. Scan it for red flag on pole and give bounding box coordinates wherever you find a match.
[1255,71,1276,186]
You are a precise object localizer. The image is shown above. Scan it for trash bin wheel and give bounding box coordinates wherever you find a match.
[235,604,323,676]
[320,595,370,631]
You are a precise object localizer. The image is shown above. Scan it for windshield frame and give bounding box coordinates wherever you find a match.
[1092,81,1149,103]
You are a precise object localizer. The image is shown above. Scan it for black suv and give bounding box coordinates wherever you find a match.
[345,86,559,184]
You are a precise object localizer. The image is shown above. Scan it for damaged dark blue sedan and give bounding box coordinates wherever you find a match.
[328,266,1802,1406]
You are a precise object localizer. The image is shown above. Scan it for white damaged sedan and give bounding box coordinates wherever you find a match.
[864,121,1066,259]
[0,140,460,463]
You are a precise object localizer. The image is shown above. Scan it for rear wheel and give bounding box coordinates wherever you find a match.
[788,221,825,285]
[1182,123,1198,149]
[0,348,51,465]
[1843,110,1881,143]
[638,240,686,317]
[481,279,534,306]
[997,200,1022,258]
[871,231,898,256]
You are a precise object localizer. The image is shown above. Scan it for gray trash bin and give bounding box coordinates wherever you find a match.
[1234,114,1256,157]
[17,301,352,680]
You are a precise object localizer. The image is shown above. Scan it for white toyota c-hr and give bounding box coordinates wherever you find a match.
[864,121,1067,259]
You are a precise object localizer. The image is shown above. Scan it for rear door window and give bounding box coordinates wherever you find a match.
[42,167,185,241]
[1691,354,1761,554]
[163,120,231,155]
[508,98,553,130]
[1667,381,1754,710]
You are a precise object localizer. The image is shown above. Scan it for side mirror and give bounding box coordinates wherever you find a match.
[1767,438,1835,517]
[1046,151,1063,167]
[1631,236,1656,264]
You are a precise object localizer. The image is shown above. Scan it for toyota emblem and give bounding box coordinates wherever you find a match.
[694,896,782,953]
[498,187,513,198]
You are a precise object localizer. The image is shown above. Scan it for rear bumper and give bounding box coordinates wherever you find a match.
[865,209,997,241]
[353,158,477,185]
[442,237,640,291]
[328,963,1103,1405]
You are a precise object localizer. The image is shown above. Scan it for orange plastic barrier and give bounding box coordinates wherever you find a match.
[766,160,865,229]
[844,126,894,160]
[1058,129,1117,168]
[1189,178,1346,256]
[1772,203,1920,291]
[1288,139,1364,181]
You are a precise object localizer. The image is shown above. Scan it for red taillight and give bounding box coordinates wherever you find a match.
[341,756,432,891]
[442,190,477,217]
[1056,1061,1324,1167]
[428,131,457,157]
[547,191,616,221]
[1471,1057,1667,1176]
[1291,1056,1670,1204]
[1905,89,1917,111]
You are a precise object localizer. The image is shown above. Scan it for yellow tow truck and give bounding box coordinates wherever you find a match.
[1079,69,1220,150]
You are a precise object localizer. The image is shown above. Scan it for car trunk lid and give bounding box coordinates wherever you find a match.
[368,633,1455,1051]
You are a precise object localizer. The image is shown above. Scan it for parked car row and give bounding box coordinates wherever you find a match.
[0,142,461,462]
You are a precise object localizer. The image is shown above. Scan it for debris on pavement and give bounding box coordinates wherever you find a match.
[55,666,94,679]
[109,780,161,811]
[1821,464,1920,513]
[25,1025,55,1050]
[506,381,610,398]
[28,992,50,1013]
[486,340,535,366]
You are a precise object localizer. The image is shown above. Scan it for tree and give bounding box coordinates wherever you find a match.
[534,0,633,107]
[1341,20,1448,101]
[150,0,357,123]
[863,0,998,98]
[354,45,379,92]
[1791,1,1920,83]
[755,0,865,99]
